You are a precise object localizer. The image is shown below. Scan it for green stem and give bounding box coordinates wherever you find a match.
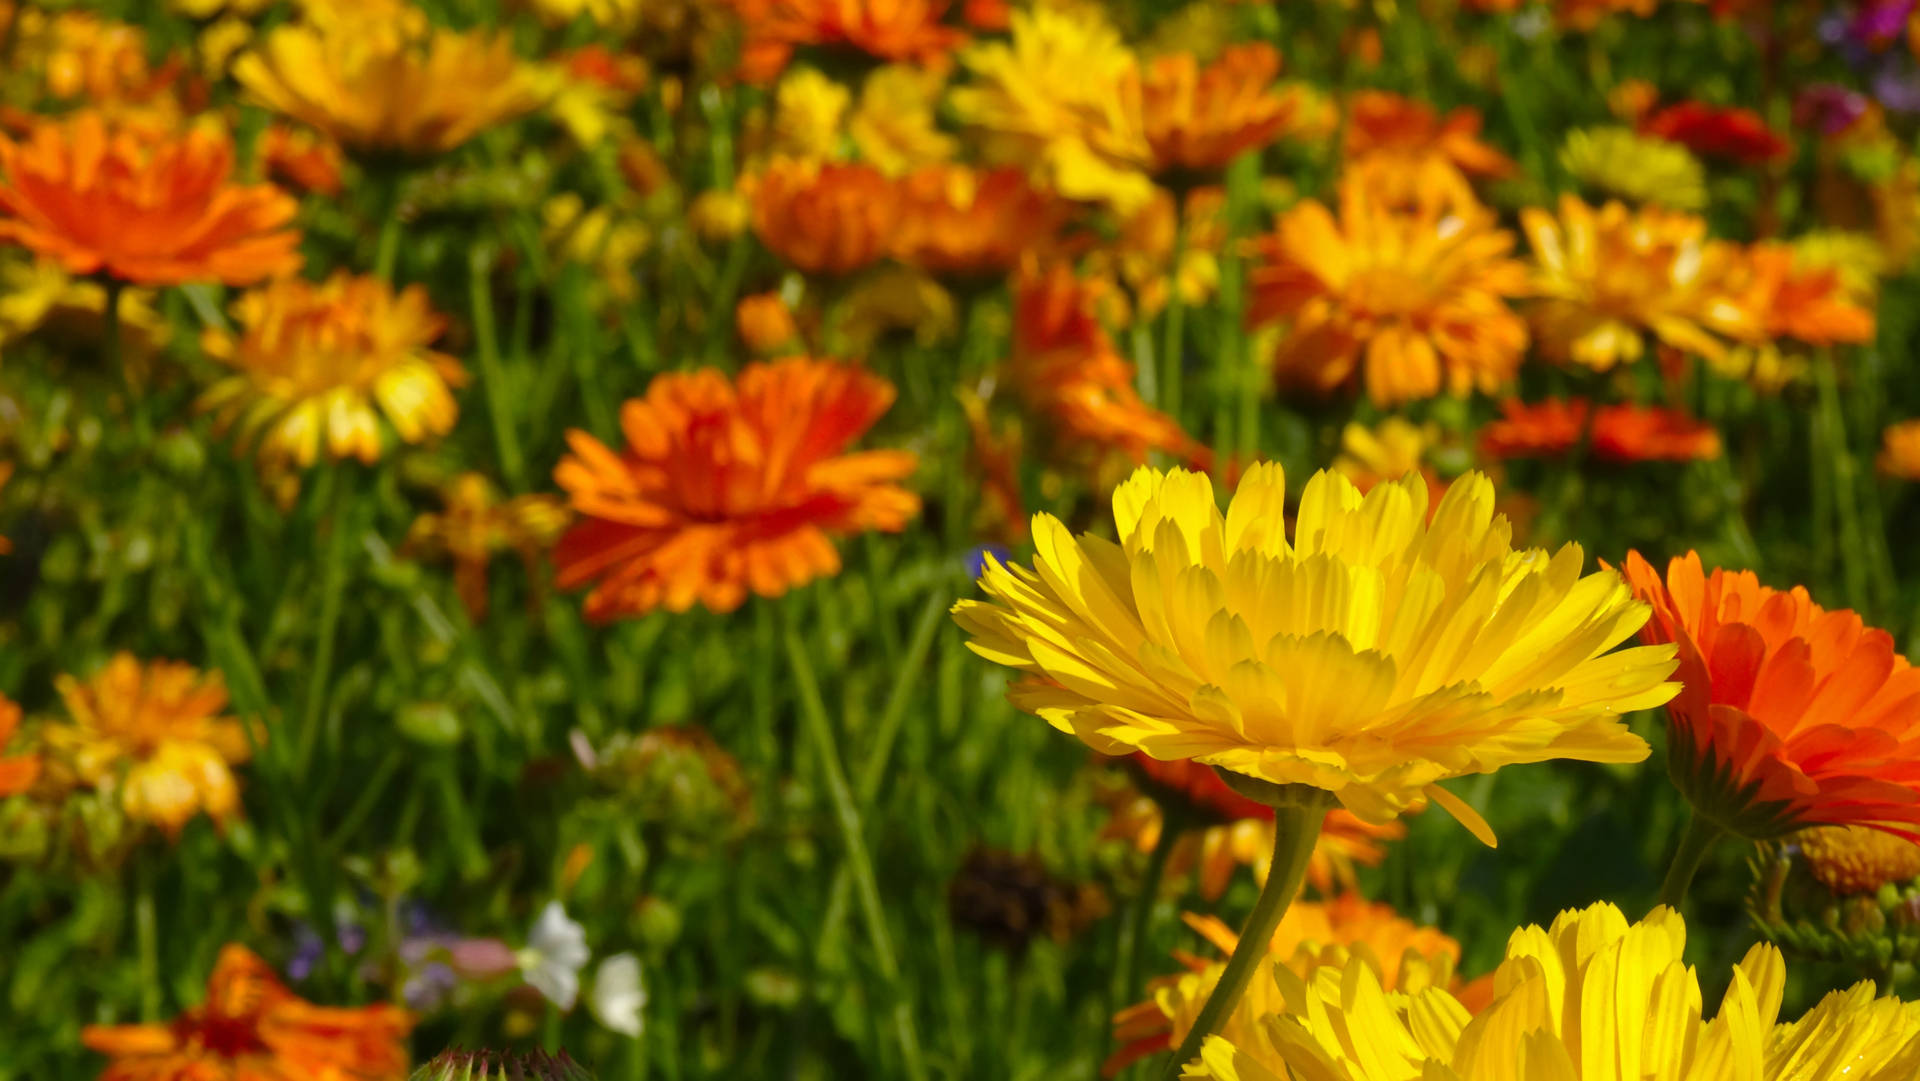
[1160,210,1189,419]
[470,245,526,488]
[781,607,928,1081]
[1656,812,1725,911]
[1158,790,1329,1081]
[296,467,355,774]
[135,859,160,1022]
[1217,154,1259,467]
[1815,352,1869,610]
[1114,811,1182,1021]
[374,171,404,282]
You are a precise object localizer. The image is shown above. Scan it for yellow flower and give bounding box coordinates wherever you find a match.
[0,256,169,362]
[772,67,851,161]
[1560,126,1707,210]
[172,0,274,16]
[233,9,548,157]
[42,654,255,837]
[1799,825,1920,896]
[849,64,958,175]
[831,265,958,353]
[1184,902,1920,1081]
[543,193,649,304]
[518,0,643,30]
[198,272,467,470]
[953,466,1676,838]
[950,7,1154,213]
[1332,419,1433,491]
[405,473,570,621]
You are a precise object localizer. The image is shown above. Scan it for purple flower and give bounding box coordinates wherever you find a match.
[1852,0,1916,45]
[1796,83,1872,133]
[1874,61,1920,112]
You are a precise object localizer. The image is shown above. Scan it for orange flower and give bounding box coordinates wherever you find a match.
[258,124,344,197]
[1478,398,1722,463]
[1140,44,1293,174]
[748,158,898,274]
[1622,551,1920,840]
[553,358,920,620]
[736,291,801,353]
[1730,242,1876,348]
[1642,101,1791,165]
[404,473,569,621]
[83,943,413,1081]
[0,693,39,798]
[889,165,1064,275]
[1880,419,1920,479]
[0,113,300,287]
[1554,0,1658,30]
[751,0,965,64]
[1343,90,1516,213]
[1247,180,1530,406]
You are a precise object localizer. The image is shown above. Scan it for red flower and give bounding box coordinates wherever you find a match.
[1641,102,1791,165]
[1478,398,1721,463]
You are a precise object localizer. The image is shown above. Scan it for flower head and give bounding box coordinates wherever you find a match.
[554,357,920,620]
[1141,44,1294,175]
[848,64,958,175]
[745,0,965,66]
[589,953,646,1038]
[749,158,898,274]
[1881,419,1920,478]
[0,113,299,287]
[1478,398,1722,463]
[1642,101,1792,164]
[1560,126,1708,210]
[0,693,39,797]
[1342,91,1515,213]
[955,464,1676,836]
[890,165,1064,275]
[1248,182,1530,407]
[1623,551,1920,840]
[1729,241,1878,348]
[84,944,413,1081]
[520,901,590,1010]
[1800,825,1920,895]
[405,473,570,621]
[199,272,467,471]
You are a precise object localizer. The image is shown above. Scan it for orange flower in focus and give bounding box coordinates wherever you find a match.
[1343,91,1517,212]
[405,473,570,621]
[890,165,1064,275]
[736,291,801,353]
[1247,181,1530,406]
[749,158,898,274]
[83,944,413,1081]
[1880,419,1920,479]
[1140,44,1293,174]
[1642,101,1791,165]
[554,358,920,620]
[0,693,39,798]
[1478,398,1722,463]
[755,0,965,64]
[0,113,300,286]
[1622,551,1920,841]
[1731,242,1876,348]
[259,125,344,196]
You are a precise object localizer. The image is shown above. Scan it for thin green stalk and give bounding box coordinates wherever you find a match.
[781,607,928,1081]
[1158,790,1329,1081]
[102,280,149,444]
[470,245,526,488]
[1815,352,1869,610]
[854,588,951,805]
[1656,812,1725,911]
[1113,812,1182,1027]
[1217,153,1260,466]
[373,171,405,282]
[1160,210,1190,419]
[296,468,355,775]
[135,859,160,1022]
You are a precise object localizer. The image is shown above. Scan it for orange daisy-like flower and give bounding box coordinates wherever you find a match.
[553,357,920,620]
[0,692,40,798]
[1140,43,1294,175]
[83,943,414,1081]
[258,125,344,197]
[1554,0,1658,30]
[748,158,899,275]
[752,0,966,64]
[1880,419,1920,479]
[1641,101,1791,165]
[889,165,1064,275]
[1343,90,1517,213]
[43,654,255,837]
[1622,551,1920,840]
[1247,180,1530,406]
[0,112,300,287]
[1731,241,1877,348]
[1478,398,1722,463]
[405,473,570,622]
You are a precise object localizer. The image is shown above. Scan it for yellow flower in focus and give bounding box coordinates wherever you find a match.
[1799,825,1920,896]
[234,13,549,157]
[772,67,851,161]
[950,7,1154,213]
[1521,194,1749,370]
[953,465,1676,836]
[405,473,570,621]
[42,655,254,837]
[1880,420,1920,480]
[543,193,649,304]
[1560,126,1707,210]
[199,272,467,470]
[849,64,958,175]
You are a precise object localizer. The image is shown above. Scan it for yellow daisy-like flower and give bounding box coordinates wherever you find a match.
[953,465,1677,838]
[1184,901,1920,1081]
[1799,825,1920,895]
[0,255,169,361]
[849,64,958,176]
[1559,126,1707,210]
[198,272,467,470]
[405,472,570,621]
[543,192,649,305]
[233,9,548,157]
[770,66,851,162]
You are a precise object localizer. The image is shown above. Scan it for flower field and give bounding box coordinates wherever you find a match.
[12,0,1920,1076]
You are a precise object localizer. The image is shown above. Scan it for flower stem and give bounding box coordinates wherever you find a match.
[1656,811,1724,911]
[296,466,355,775]
[135,857,160,1022]
[1113,809,1182,1022]
[1160,208,1189,420]
[1158,789,1328,1081]
[469,245,526,489]
[373,170,405,282]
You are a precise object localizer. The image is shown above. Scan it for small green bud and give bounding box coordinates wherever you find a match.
[397,702,463,747]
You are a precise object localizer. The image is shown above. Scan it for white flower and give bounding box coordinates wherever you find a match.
[589,952,647,1037]
[518,901,590,1009]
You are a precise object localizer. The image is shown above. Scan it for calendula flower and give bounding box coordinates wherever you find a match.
[546,45,648,149]
[769,67,851,161]
[1800,825,1920,895]
[259,124,345,196]
[891,165,1063,275]
[1608,79,1660,123]
[832,265,958,352]
[1342,91,1516,214]
[84,944,413,1081]
[744,0,965,65]
[1086,187,1223,319]
[1140,43,1294,174]
[0,255,170,360]
[736,291,801,353]
[234,14,548,157]
[955,464,1677,836]
[1881,419,1920,478]
[1521,194,1749,369]
[1247,182,1530,407]
[0,693,39,797]
[199,272,467,471]
[848,64,958,175]
[543,193,649,304]
[1184,902,1920,1081]
[42,654,253,837]
[521,0,644,31]
[1642,101,1791,164]
[950,7,1155,213]
[1731,241,1877,347]
[748,158,898,274]
[1555,0,1659,30]
[10,10,187,125]
[405,473,569,622]
[1560,126,1708,209]
[0,112,300,287]
[553,357,920,620]
[1332,418,1440,495]
[1478,398,1722,463]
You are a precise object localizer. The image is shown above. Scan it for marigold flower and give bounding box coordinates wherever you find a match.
[199,272,466,471]
[543,193,649,305]
[736,291,801,353]
[955,465,1677,836]
[1800,825,1920,895]
[1342,91,1516,213]
[1140,44,1293,174]
[769,67,851,162]
[0,113,299,287]
[42,654,253,837]
[1730,241,1877,347]
[1478,398,1722,463]
[748,0,966,64]
[0,692,39,797]
[1521,194,1749,369]
[890,165,1064,275]
[554,357,920,620]
[405,473,570,622]
[83,943,414,1081]
[1555,0,1659,30]
[1642,101,1791,165]
[1608,78,1660,123]
[1247,182,1530,407]
[848,64,958,175]
[234,15,548,157]
[258,124,344,196]
[1086,187,1223,320]
[1624,550,1920,840]
[0,255,170,361]
[748,158,897,274]
[1881,419,1920,479]
[8,10,190,126]
[1560,126,1708,210]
